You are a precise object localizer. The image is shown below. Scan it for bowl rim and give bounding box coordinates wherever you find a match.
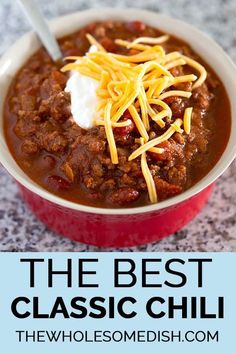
[0,7,236,216]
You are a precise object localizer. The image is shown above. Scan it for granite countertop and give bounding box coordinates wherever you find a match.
[0,0,236,252]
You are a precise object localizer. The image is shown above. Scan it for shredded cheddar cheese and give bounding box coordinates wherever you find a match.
[159,90,192,100]
[183,107,193,134]
[181,55,207,89]
[104,100,118,164]
[115,39,151,51]
[86,33,106,52]
[127,35,170,47]
[128,119,183,161]
[95,118,132,128]
[140,137,158,203]
[165,58,186,70]
[62,31,208,204]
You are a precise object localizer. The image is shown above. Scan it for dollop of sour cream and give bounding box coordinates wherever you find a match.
[65,45,99,129]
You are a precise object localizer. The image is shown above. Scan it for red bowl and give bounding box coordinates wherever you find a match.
[18,183,214,247]
[0,9,236,247]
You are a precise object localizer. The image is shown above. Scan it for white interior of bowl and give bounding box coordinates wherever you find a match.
[0,8,236,215]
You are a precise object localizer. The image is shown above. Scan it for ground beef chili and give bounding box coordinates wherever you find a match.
[4,21,231,208]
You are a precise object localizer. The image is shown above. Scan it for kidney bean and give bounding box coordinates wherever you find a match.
[114,133,134,146]
[163,96,186,118]
[149,141,173,161]
[63,48,81,57]
[42,155,56,169]
[126,21,146,33]
[108,187,140,206]
[114,117,135,136]
[123,109,132,119]
[47,175,72,190]
[100,37,118,52]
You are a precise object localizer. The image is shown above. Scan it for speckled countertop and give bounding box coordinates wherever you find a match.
[0,0,236,252]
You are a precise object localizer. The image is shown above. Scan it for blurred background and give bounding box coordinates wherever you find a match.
[0,0,236,251]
